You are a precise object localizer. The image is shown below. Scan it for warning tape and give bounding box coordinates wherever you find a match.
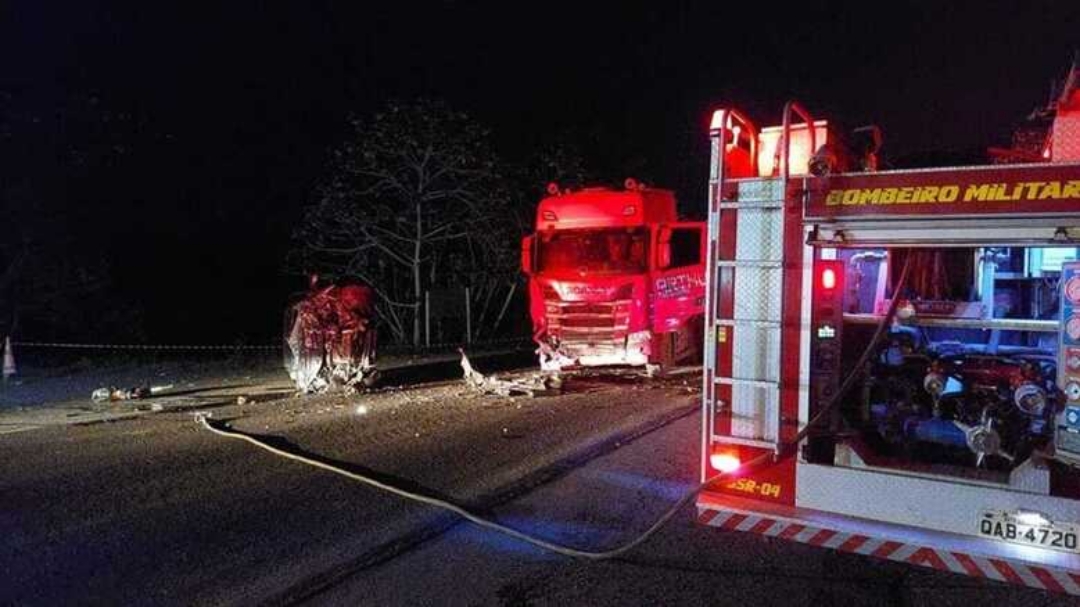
[9,336,533,353]
[10,341,281,351]
[383,336,534,351]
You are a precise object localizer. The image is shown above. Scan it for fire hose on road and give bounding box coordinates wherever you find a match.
[197,257,912,560]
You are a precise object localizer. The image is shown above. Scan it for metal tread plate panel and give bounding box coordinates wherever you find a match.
[733,178,786,203]
[716,260,783,268]
[716,179,786,444]
[734,208,784,263]
[720,201,785,210]
[714,377,779,388]
[1053,115,1080,161]
[714,319,781,329]
[729,383,779,441]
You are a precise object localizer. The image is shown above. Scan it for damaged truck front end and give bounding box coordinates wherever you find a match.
[533,278,651,372]
[522,183,706,374]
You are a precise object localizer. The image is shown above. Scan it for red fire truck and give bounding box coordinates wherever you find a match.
[521,180,705,374]
[698,63,1080,595]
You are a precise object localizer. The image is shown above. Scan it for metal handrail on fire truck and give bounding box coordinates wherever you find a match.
[779,100,816,180]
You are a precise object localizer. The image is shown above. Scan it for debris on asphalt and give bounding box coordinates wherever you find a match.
[500,426,524,439]
[459,349,557,398]
[90,384,173,403]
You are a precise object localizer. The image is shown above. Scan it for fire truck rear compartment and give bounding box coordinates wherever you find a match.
[807,245,1080,497]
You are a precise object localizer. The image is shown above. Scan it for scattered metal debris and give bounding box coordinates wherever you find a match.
[460,349,558,397]
[90,384,172,403]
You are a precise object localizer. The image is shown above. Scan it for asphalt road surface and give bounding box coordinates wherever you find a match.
[1,364,1073,606]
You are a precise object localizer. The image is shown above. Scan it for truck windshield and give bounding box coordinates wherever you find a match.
[537,228,649,275]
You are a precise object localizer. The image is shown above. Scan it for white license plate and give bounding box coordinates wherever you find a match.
[978,511,1080,554]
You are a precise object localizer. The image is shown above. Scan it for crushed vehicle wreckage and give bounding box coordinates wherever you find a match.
[285,277,378,394]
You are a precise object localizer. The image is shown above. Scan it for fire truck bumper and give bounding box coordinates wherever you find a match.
[696,491,1080,595]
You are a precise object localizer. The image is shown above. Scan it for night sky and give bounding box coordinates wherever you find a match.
[2,2,1078,342]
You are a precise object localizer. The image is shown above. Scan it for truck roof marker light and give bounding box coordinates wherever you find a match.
[710,451,741,474]
[542,211,557,221]
[623,205,636,216]
[820,267,837,290]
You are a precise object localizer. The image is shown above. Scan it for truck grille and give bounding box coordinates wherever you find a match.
[543,288,632,346]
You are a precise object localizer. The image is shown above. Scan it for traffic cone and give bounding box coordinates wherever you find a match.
[2,336,15,381]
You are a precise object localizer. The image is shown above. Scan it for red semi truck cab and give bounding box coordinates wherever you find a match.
[521,181,706,373]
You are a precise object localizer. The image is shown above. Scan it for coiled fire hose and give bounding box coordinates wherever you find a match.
[197,255,913,560]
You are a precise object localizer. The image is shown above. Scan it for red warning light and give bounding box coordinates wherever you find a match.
[821,267,837,290]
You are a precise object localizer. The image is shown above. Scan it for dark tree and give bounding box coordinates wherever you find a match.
[0,90,146,341]
[291,100,520,346]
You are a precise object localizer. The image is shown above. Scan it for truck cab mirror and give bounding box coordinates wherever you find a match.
[521,235,536,274]
[657,227,673,269]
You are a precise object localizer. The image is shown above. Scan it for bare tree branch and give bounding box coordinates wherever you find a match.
[289,99,522,347]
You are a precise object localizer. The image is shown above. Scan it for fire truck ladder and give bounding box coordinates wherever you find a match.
[701,103,816,480]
